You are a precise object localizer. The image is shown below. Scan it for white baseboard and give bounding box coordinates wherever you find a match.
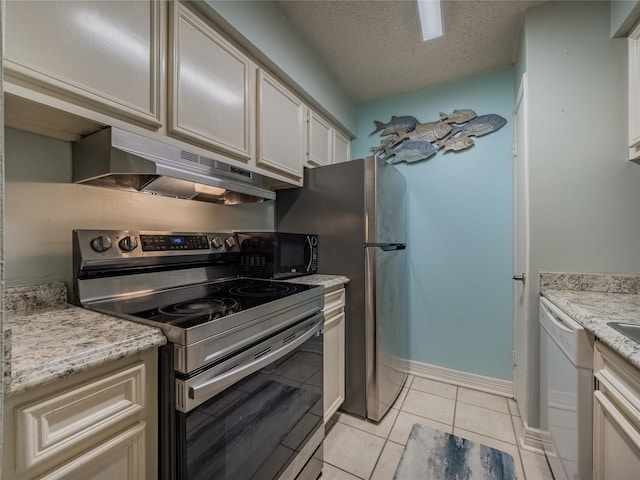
[403,359,514,398]
[518,422,547,455]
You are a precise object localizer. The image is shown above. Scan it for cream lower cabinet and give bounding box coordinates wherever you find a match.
[3,349,158,480]
[593,341,640,479]
[323,286,346,423]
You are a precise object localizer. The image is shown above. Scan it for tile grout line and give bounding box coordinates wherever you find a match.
[367,380,410,480]
[509,408,527,480]
[452,384,459,432]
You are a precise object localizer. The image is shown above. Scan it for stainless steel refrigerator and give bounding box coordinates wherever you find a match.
[276,156,407,421]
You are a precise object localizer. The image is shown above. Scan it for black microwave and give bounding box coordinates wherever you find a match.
[236,232,318,279]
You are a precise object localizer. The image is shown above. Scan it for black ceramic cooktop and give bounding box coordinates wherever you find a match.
[131,278,314,329]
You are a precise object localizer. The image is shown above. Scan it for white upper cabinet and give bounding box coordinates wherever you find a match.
[306,109,351,168]
[256,70,305,181]
[333,129,351,164]
[307,109,333,167]
[629,20,640,160]
[4,0,162,128]
[168,2,254,162]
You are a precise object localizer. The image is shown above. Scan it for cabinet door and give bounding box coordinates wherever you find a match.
[39,423,146,480]
[256,70,305,180]
[308,110,333,167]
[169,2,253,161]
[593,391,640,479]
[4,0,161,127]
[324,310,346,423]
[333,129,351,164]
[323,287,346,423]
[593,342,640,479]
[629,21,640,160]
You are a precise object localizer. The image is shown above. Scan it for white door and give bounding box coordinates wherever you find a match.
[513,73,531,424]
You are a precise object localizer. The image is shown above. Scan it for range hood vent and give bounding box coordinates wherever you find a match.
[72,127,276,205]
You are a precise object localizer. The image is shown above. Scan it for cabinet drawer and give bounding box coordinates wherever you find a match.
[15,362,145,472]
[324,288,345,313]
[594,342,640,423]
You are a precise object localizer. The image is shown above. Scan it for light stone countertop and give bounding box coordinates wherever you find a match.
[284,274,350,290]
[540,273,640,369]
[4,282,166,397]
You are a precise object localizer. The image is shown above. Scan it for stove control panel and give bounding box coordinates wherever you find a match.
[74,230,240,263]
[140,234,210,251]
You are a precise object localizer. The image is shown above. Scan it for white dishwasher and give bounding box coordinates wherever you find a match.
[539,297,594,480]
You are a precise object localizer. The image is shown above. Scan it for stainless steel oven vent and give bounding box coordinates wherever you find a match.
[72,127,276,204]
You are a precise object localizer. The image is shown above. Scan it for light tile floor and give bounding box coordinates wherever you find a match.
[323,376,554,480]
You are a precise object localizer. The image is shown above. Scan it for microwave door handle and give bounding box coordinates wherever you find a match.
[187,317,322,405]
[305,236,312,271]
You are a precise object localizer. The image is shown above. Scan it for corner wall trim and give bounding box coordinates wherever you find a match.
[403,359,514,398]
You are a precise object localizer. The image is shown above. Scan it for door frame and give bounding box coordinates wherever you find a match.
[513,72,531,425]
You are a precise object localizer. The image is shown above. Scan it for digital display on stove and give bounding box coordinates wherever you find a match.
[140,234,210,251]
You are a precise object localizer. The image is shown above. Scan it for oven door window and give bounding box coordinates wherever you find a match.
[177,333,323,480]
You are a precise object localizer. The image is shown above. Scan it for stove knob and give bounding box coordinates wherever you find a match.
[211,237,223,249]
[224,236,236,249]
[118,236,139,252]
[90,235,112,253]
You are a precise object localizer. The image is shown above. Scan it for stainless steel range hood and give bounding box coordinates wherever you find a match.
[72,127,276,205]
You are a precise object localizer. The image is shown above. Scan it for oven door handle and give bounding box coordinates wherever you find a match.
[184,315,323,411]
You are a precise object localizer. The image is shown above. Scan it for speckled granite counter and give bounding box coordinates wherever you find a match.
[4,282,166,396]
[284,274,350,290]
[541,272,640,369]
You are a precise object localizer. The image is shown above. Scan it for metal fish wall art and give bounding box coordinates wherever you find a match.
[439,109,477,124]
[370,115,419,137]
[370,109,507,164]
[394,120,452,145]
[386,140,438,164]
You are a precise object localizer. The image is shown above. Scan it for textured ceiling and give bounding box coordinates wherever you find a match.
[274,0,547,104]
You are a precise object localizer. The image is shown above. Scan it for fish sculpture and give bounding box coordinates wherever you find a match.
[393,120,452,145]
[442,134,474,153]
[439,109,477,124]
[371,110,506,164]
[450,113,506,137]
[370,115,419,136]
[371,135,400,156]
[437,114,506,147]
[385,140,438,164]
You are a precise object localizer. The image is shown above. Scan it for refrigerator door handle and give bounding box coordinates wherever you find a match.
[366,243,406,251]
[381,244,406,252]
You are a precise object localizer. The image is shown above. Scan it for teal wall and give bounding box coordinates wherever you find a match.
[352,69,515,380]
[201,1,357,135]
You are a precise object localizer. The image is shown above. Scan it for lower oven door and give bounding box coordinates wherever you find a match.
[168,313,324,480]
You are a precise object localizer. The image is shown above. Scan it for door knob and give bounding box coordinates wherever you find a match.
[513,273,526,285]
